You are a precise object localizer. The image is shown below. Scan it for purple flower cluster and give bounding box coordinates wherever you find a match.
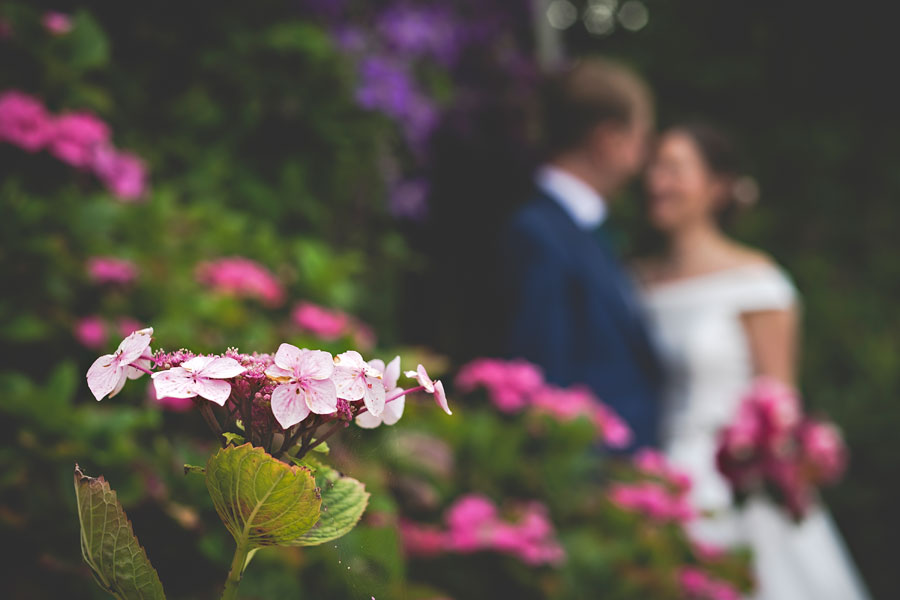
[401,494,565,566]
[0,90,148,201]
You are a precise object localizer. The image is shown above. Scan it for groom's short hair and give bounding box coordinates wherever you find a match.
[541,57,653,157]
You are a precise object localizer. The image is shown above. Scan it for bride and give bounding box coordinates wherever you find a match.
[637,122,870,600]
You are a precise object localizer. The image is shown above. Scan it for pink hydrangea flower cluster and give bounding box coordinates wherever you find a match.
[85,328,451,460]
[86,256,138,285]
[401,494,565,566]
[608,480,695,524]
[455,358,632,448]
[195,257,285,307]
[716,377,848,519]
[291,301,377,350]
[42,12,73,35]
[0,90,148,200]
[633,448,692,493]
[678,566,742,600]
[74,315,144,349]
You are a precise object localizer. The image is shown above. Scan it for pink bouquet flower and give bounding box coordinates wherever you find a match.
[716,377,848,519]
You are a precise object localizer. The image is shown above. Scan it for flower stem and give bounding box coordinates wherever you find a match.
[220,541,250,600]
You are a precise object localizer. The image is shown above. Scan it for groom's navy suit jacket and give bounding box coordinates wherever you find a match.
[502,190,662,450]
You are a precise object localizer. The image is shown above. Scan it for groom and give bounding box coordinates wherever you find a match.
[502,58,662,450]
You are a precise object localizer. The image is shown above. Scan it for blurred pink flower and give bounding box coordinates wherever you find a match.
[92,146,148,201]
[455,358,544,413]
[292,301,348,340]
[196,257,285,306]
[0,19,13,40]
[633,448,692,492]
[42,12,72,35]
[799,419,847,483]
[609,481,695,523]
[678,566,741,600]
[49,112,110,168]
[403,494,564,566]
[117,317,144,337]
[74,316,107,350]
[0,90,53,152]
[86,256,138,285]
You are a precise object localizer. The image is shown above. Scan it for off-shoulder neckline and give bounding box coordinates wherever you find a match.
[639,262,783,296]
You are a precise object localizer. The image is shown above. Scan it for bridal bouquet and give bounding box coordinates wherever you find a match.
[715,377,847,519]
[75,327,450,600]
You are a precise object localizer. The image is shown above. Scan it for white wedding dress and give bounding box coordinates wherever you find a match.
[640,263,870,600]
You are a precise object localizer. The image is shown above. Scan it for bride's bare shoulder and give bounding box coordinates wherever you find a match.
[721,242,776,270]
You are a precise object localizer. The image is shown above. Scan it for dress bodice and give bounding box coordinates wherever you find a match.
[640,264,797,512]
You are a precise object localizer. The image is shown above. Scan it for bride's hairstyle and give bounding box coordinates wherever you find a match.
[668,121,759,225]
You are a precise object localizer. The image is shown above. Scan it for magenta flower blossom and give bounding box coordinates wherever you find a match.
[86,256,138,285]
[264,344,337,428]
[456,358,545,413]
[402,495,565,566]
[117,317,144,337]
[0,19,13,40]
[608,481,695,524]
[196,257,285,307]
[356,356,404,428]
[333,350,385,417]
[678,566,741,600]
[0,90,53,152]
[405,364,451,415]
[292,301,349,340]
[42,12,72,35]
[74,316,108,350]
[799,419,847,482]
[92,146,148,201]
[49,112,110,169]
[633,448,692,492]
[86,327,153,401]
[152,356,246,406]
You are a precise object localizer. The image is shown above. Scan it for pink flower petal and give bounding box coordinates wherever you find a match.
[305,378,338,415]
[196,356,246,379]
[271,383,312,428]
[363,377,386,417]
[299,349,335,380]
[272,343,305,372]
[355,410,383,429]
[433,380,451,415]
[333,366,366,401]
[86,353,120,401]
[383,356,401,391]
[194,378,232,406]
[151,368,197,399]
[116,327,153,364]
[382,391,405,425]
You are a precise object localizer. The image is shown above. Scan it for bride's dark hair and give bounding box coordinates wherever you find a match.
[667,121,758,225]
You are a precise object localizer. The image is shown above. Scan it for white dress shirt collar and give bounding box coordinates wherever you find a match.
[535,165,607,230]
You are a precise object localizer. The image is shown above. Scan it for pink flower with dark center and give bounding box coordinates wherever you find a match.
[86,256,138,285]
[92,146,148,201]
[333,350,385,417]
[42,12,72,35]
[152,356,246,406]
[86,328,153,400]
[292,301,348,340]
[49,112,110,168]
[196,257,284,307]
[0,90,53,152]
[74,316,107,350]
[264,343,337,428]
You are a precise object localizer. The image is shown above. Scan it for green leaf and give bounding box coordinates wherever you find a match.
[73,465,166,600]
[183,464,206,476]
[289,457,369,546]
[222,432,246,446]
[205,443,321,549]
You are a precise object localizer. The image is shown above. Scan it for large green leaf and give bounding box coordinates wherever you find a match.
[205,443,321,548]
[73,465,166,600]
[289,457,369,546]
